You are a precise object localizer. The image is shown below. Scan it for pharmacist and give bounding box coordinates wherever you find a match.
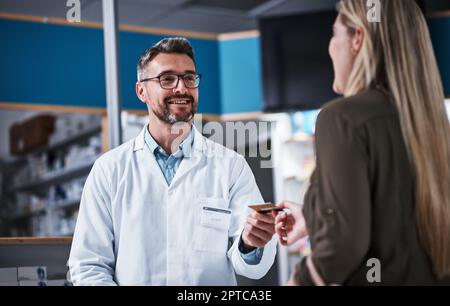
[68,37,277,285]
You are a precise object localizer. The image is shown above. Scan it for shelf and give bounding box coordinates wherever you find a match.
[8,207,46,221]
[10,161,94,194]
[54,199,80,211]
[13,125,102,160]
[0,158,26,170]
[46,125,101,152]
[7,198,80,221]
[55,231,74,237]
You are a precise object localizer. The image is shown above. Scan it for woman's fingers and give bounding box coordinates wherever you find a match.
[275,221,290,245]
[275,221,284,233]
[277,201,299,210]
[277,201,302,218]
[275,211,287,224]
[275,221,284,235]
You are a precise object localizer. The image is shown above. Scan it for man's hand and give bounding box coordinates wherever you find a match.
[242,211,276,248]
[273,201,307,246]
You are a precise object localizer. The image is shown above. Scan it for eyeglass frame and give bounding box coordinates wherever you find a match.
[139,72,202,89]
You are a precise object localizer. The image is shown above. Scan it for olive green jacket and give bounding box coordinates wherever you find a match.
[296,89,449,285]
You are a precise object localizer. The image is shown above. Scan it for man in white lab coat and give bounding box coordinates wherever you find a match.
[68,37,277,285]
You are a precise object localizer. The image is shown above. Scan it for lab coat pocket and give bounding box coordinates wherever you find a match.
[195,199,231,253]
[196,225,229,253]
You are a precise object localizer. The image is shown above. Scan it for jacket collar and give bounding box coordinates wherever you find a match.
[144,125,194,158]
[133,123,204,154]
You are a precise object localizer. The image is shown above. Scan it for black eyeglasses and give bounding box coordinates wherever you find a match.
[140,73,201,89]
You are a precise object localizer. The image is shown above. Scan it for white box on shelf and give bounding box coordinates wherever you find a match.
[19,280,47,286]
[17,266,47,281]
[0,268,18,282]
[46,279,69,286]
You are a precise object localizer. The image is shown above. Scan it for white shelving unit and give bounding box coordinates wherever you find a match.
[446,99,450,120]
[9,161,94,195]
[262,111,317,285]
[1,118,102,237]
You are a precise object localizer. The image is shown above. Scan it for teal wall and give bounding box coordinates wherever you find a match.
[218,38,263,114]
[119,31,221,113]
[0,17,449,115]
[0,20,106,108]
[0,19,221,114]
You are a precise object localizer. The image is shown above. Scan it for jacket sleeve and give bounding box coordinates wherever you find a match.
[227,155,277,279]
[68,159,117,286]
[297,108,371,285]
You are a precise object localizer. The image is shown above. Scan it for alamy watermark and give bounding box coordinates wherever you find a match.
[66,0,81,23]
[366,258,381,283]
[168,115,274,169]
[367,0,381,23]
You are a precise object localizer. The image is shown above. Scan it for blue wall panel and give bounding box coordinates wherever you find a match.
[219,38,263,114]
[0,20,221,114]
[119,32,164,111]
[120,32,221,114]
[0,20,106,108]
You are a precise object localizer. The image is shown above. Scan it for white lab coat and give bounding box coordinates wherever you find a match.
[68,125,277,285]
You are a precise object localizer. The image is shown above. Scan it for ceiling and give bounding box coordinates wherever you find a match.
[0,0,338,34]
[0,0,449,34]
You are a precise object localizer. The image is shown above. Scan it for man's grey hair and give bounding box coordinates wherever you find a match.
[137,37,196,81]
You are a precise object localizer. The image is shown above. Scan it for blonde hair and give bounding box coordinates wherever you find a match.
[338,0,450,279]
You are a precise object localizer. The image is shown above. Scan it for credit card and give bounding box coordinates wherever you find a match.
[248,203,284,213]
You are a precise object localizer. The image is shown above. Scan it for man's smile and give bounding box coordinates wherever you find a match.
[167,99,192,105]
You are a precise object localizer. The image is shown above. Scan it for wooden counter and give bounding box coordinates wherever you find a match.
[0,237,73,276]
[0,237,72,244]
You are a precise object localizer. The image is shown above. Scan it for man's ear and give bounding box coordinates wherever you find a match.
[136,82,147,103]
[352,27,364,55]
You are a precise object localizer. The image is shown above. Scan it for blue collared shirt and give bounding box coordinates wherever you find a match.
[144,126,263,265]
[240,244,264,265]
[144,126,194,185]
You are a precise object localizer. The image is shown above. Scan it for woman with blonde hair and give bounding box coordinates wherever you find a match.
[275,0,450,285]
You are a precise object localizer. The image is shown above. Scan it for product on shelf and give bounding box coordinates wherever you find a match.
[9,114,56,155]
[49,113,101,145]
[3,112,103,237]
[18,266,47,281]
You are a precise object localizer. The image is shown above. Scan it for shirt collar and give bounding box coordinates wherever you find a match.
[144,125,194,158]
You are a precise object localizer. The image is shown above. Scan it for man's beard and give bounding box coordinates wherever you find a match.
[152,94,197,125]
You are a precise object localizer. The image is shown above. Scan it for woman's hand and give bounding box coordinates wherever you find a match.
[272,201,307,246]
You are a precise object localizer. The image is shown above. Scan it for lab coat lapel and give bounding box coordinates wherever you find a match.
[133,126,169,188]
[171,126,205,187]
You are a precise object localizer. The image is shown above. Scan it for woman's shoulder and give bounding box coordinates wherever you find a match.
[319,89,398,127]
